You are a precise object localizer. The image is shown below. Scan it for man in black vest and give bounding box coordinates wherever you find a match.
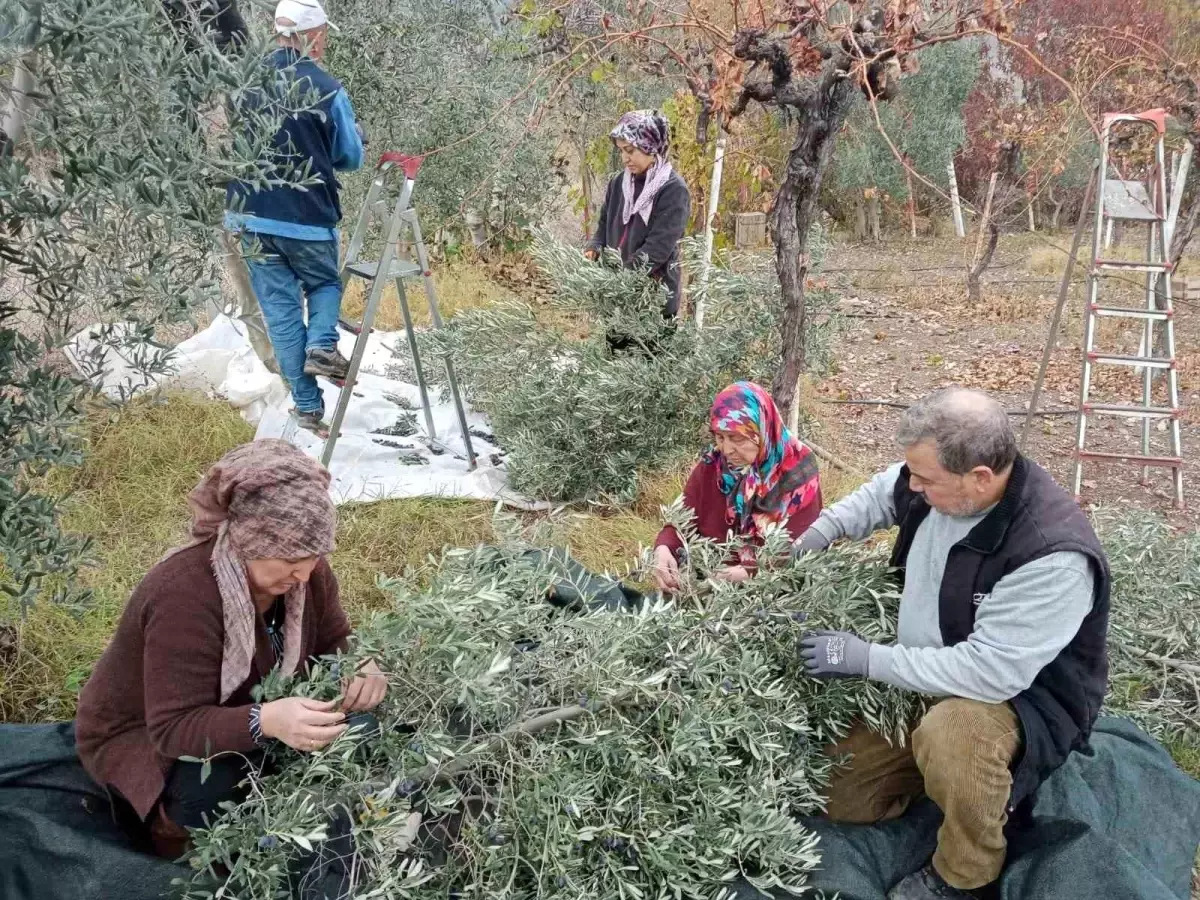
[792,387,1110,900]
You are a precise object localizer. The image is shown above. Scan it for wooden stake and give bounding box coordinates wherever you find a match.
[948,160,966,238]
[805,439,860,475]
[0,52,36,156]
[906,168,917,238]
[1021,162,1099,451]
[696,119,726,330]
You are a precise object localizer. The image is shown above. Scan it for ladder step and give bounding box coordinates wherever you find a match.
[1101,179,1162,222]
[1094,259,1173,273]
[1090,305,1172,321]
[1076,450,1183,468]
[338,316,371,336]
[1082,402,1178,419]
[1087,352,1174,368]
[345,259,424,281]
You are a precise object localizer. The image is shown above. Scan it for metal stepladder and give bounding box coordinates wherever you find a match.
[317,152,476,470]
[1073,108,1184,506]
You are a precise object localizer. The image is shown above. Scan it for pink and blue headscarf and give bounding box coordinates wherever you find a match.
[705,381,821,542]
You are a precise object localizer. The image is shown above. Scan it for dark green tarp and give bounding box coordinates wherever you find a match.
[731,716,1200,900]
[0,721,180,900]
[3,717,1197,900]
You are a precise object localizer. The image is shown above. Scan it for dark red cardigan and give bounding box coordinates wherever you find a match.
[654,457,823,563]
[75,540,351,819]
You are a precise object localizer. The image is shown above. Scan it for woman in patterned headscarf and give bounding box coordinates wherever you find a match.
[652,382,823,590]
[76,440,386,858]
[585,109,692,317]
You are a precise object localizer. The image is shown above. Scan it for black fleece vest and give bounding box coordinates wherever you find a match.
[889,455,1111,807]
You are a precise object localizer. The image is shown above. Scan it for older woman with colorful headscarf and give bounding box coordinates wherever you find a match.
[652,382,823,590]
[76,440,385,858]
[585,109,691,316]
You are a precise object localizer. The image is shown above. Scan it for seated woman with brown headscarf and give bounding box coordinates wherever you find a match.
[76,439,386,858]
[651,381,823,590]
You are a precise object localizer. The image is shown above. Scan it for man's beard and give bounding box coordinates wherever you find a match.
[940,496,986,518]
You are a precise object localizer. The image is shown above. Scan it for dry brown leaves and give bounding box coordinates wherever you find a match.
[884,0,924,56]
[709,53,747,118]
[982,0,1014,36]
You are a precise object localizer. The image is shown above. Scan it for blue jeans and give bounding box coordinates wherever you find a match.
[242,232,343,414]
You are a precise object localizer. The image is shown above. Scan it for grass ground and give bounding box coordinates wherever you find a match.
[340,259,522,330]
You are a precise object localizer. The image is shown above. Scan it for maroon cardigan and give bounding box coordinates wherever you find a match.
[75,540,351,819]
[654,457,822,565]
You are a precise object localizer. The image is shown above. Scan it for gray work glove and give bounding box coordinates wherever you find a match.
[355,120,369,146]
[798,630,871,679]
[791,527,830,559]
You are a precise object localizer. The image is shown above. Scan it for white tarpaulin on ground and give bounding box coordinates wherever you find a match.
[66,315,539,508]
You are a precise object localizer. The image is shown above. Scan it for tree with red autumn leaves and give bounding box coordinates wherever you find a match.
[526,0,1030,418]
[522,0,1200,417]
[958,0,1200,237]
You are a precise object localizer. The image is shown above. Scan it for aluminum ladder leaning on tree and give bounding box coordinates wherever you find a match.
[1024,108,1190,508]
[315,152,476,470]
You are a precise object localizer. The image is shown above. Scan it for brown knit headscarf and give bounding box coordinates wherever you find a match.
[164,439,336,702]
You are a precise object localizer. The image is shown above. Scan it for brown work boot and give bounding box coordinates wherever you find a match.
[888,865,986,900]
[291,407,330,439]
[303,346,350,380]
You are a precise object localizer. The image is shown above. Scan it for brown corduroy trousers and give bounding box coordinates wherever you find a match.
[824,698,1022,890]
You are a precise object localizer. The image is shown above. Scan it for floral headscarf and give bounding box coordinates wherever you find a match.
[704,382,821,549]
[610,109,675,227]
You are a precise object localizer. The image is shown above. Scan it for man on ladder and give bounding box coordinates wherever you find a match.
[224,0,364,435]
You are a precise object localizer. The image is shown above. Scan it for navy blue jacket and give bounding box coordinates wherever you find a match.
[226,48,363,237]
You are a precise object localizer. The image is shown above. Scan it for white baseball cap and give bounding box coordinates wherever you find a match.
[274,0,338,35]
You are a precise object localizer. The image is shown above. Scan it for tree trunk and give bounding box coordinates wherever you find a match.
[967,172,999,304]
[218,231,279,374]
[1170,183,1200,270]
[853,194,867,242]
[948,160,966,238]
[1048,184,1063,231]
[770,82,855,421]
[866,193,881,243]
[578,152,593,233]
[967,223,999,303]
[696,125,727,329]
[0,52,36,158]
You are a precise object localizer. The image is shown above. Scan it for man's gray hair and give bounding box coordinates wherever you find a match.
[896,387,1017,474]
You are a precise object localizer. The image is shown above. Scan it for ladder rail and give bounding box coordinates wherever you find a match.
[1072,129,1109,498]
[394,275,439,445]
[1139,143,1163,479]
[1158,140,1185,503]
[405,204,477,469]
[341,169,387,278]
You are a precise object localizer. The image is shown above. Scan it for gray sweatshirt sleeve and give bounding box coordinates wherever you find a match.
[867,551,1095,702]
[799,463,903,548]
